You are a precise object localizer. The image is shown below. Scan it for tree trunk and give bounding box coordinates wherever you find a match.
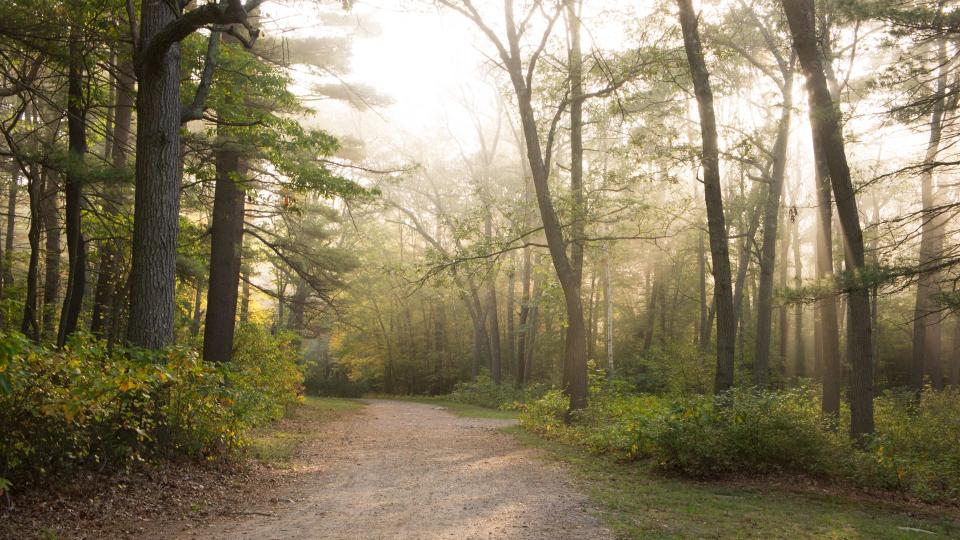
[57,31,89,348]
[503,6,587,411]
[642,265,659,353]
[753,82,793,385]
[783,0,874,439]
[911,39,948,393]
[4,168,17,289]
[697,229,710,350]
[506,253,516,379]
[678,0,736,393]
[523,274,542,385]
[190,280,203,337]
[240,264,250,322]
[40,170,59,341]
[792,210,806,377]
[91,56,134,337]
[127,0,186,349]
[20,167,41,341]
[516,247,532,386]
[202,147,247,362]
[603,244,614,377]
[484,212,502,382]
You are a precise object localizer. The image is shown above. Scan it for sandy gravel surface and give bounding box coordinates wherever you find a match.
[174,399,612,540]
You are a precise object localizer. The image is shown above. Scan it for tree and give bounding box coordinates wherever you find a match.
[126,0,264,349]
[437,0,589,411]
[677,0,736,394]
[782,0,875,439]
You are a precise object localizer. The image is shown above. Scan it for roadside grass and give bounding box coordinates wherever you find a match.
[507,426,960,539]
[248,396,364,464]
[386,395,520,420]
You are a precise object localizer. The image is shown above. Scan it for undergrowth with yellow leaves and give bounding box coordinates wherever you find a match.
[521,375,960,503]
[0,323,303,494]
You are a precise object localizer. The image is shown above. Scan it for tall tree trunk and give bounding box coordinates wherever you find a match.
[91,56,134,337]
[523,274,542,385]
[697,229,710,350]
[753,78,793,386]
[642,265,659,353]
[516,247,532,386]
[40,171,59,341]
[239,264,250,322]
[4,168,17,289]
[501,3,587,411]
[678,0,736,393]
[911,39,948,393]
[202,147,247,362]
[190,280,203,337]
[783,0,874,439]
[20,167,41,341]
[57,30,89,348]
[127,0,185,349]
[792,210,806,377]
[288,277,308,331]
[777,214,790,378]
[505,252,516,380]
[603,243,614,377]
[484,212,502,382]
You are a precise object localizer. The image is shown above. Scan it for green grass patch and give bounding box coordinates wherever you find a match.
[248,396,363,464]
[509,426,960,539]
[389,396,519,420]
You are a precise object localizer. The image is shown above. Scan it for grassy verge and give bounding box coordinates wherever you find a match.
[508,427,960,539]
[384,395,520,420]
[248,396,364,464]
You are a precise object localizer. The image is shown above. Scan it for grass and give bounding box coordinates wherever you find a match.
[248,396,364,464]
[387,395,520,420]
[508,427,960,539]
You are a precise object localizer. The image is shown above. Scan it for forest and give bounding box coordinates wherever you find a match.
[2,0,960,537]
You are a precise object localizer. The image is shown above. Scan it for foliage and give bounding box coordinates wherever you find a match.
[447,373,549,411]
[521,385,960,502]
[0,325,303,490]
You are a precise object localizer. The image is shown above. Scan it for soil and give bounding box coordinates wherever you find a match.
[3,399,611,539]
[170,399,612,539]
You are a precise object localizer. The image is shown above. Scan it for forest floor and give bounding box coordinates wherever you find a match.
[9,398,959,539]
[512,429,960,539]
[169,398,611,539]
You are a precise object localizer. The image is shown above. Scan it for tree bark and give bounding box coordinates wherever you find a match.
[516,246,532,386]
[753,77,793,386]
[202,146,247,362]
[40,170,59,341]
[911,39,948,393]
[783,0,874,439]
[678,0,736,393]
[603,243,614,377]
[126,0,185,349]
[792,210,806,377]
[484,211,502,382]
[91,56,134,337]
[20,166,41,341]
[4,168,17,289]
[505,252,516,380]
[57,30,89,348]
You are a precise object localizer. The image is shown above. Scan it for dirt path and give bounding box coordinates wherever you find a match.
[174,399,612,540]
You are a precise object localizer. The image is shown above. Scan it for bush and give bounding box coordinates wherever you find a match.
[520,385,960,502]
[447,373,549,411]
[0,326,303,491]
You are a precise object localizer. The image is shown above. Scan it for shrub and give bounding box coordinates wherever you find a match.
[0,326,303,491]
[448,373,549,411]
[520,385,960,502]
[519,389,569,435]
